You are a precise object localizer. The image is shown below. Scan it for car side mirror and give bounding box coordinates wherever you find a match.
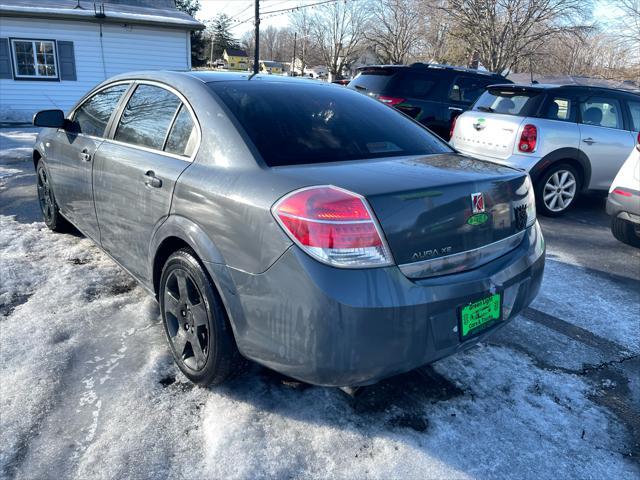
[33,109,66,129]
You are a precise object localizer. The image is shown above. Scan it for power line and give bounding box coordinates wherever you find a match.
[231,0,348,28]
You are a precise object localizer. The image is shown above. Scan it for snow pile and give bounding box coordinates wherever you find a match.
[0,129,38,164]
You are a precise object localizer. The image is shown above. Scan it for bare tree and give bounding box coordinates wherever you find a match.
[364,0,422,64]
[618,0,640,44]
[309,1,371,78]
[440,0,592,74]
[262,26,279,60]
[289,6,315,74]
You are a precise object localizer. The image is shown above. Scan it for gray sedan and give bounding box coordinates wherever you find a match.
[32,71,545,387]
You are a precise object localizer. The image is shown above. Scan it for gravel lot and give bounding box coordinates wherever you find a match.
[1,128,639,479]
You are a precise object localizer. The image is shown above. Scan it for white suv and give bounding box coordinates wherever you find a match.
[450,84,640,216]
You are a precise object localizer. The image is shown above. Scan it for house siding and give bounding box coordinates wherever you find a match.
[0,17,189,121]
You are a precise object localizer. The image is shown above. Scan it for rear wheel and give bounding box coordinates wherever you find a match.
[611,217,640,248]
[159,249,244,385]
[535,163,580,217]
[36,161,69,232]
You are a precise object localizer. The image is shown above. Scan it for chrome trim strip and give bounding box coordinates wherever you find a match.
[399,230,527,279]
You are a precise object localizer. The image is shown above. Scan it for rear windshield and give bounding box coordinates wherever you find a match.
[210,81,451,167]
[348,69,397,93]
[473,88,542,116]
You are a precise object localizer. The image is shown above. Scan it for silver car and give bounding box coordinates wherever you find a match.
[450,84,640,216]
[32,71,544,387]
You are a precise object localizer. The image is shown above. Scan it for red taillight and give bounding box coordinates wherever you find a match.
[378,95,405,106]
[518,124,537,153]
[613,188,633,197]
[450,115,458,139]
[272,186,393,267]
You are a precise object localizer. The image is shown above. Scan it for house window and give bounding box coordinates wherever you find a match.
[11,39,57,79]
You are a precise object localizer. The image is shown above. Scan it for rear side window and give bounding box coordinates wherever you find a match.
[626,101,640,131]
[165,105,197,157]
[580,97,623,130]
[474,88,541,116]
[348,69,396,93]
[393,72,435,99]
[449,77,494,104]
[115,84,181,150]
[211,82,451,167]
[543,96,575,122]
[74,84,129,137]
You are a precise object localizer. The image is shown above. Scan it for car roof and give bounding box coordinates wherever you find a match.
[488,83,640,96]
[356,63,506,78]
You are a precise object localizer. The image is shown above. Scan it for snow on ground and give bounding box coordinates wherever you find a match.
[0,129,38,164]
[1,128,638,479]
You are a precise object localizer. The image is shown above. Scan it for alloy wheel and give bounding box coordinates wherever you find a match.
[163,269,210,371]
[37,167,54,223]
[543,170,577,213]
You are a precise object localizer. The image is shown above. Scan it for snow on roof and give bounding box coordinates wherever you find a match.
[0,0,205,30]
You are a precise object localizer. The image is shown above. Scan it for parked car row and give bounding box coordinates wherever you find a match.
[349,64,640,249]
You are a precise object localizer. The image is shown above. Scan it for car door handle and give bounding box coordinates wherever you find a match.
[582,137,596,145]
[448,107,463,111]
[144,170,162,188]
[80,149,92,162]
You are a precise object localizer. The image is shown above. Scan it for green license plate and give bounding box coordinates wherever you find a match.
[460,293,501,338]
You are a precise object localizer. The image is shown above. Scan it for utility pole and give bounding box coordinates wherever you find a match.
[253,0,260,74]
[292,32,297,76]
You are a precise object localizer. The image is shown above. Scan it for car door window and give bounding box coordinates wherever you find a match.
[628,101,640,131]
[73,84,129,137]
[449,77,494,104]
[114,84,181,150]
[580,97,623,129]
[164,105,197,157]
[544,96,575,122]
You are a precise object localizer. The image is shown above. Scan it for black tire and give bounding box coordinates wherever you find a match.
[535,163,581,217]
[36,160,69,232]
[159,248,244,385]
[611,217,640,248]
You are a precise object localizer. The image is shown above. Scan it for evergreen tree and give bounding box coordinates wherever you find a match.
[208,14,240,62]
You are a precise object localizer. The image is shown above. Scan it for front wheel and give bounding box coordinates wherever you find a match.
[535,164,580,217]
[159,249,244,385]
[36,161,69,232]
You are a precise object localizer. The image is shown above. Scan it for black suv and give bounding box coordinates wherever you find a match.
[348,63,510,140]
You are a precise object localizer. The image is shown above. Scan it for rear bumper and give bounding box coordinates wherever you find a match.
[607,190,640,223]
[226,222,545,387]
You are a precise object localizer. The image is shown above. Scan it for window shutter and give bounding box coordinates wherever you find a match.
[57,41,77,81]
[0,38,12,79]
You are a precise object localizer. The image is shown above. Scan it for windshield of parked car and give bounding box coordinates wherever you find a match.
[473,88,542,116]
[210,81,451,167]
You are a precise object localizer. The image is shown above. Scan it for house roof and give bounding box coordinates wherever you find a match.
[260,60,283,68]
[0,0,205,30]
[225,48,248,57]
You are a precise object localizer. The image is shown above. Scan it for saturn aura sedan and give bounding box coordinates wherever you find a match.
[32,71,545,387]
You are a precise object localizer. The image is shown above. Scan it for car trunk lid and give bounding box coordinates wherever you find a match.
[271,153,532,275]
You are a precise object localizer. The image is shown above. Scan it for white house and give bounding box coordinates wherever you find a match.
[0,0,204,122]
